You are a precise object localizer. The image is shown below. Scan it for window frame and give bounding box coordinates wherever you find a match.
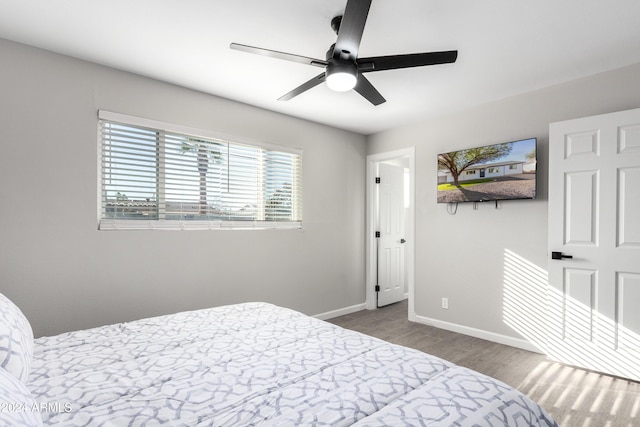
[97,110,302,231]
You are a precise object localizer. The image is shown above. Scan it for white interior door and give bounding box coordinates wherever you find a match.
[548,107,640,381]
[377,162,406,307]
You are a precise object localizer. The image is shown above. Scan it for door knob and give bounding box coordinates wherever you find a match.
[551,251,573,260]
[400,239,406,244]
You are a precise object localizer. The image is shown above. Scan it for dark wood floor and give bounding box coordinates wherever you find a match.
[328,300,640,427]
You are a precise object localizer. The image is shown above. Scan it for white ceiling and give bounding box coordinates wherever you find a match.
[1,0,640,135]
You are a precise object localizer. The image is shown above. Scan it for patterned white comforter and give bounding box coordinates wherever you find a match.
[27,302,558,426]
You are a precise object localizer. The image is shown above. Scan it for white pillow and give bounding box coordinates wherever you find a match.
[0,292,34,382]
[0,367,43,426]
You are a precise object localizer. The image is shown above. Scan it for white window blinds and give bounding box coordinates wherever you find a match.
[98,111,302,230]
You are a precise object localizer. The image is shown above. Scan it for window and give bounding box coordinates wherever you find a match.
[509,164,518,170]
[99,111,302,230]
[465,170,476,175]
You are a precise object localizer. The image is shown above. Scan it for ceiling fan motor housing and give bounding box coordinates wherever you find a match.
[330,16,342,35]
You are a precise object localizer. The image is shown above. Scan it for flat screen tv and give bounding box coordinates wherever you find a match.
[437,137,537,203]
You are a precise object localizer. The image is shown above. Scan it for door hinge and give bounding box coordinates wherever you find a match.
[375,285,380,292]
[375,177,381,184]
[375,231,380,238]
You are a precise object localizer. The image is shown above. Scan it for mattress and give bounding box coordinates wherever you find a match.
[26,302,558,426]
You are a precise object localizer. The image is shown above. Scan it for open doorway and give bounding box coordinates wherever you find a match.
[365,147,415,320]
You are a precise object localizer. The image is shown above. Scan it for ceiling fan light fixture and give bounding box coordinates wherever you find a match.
[325,63,357,92]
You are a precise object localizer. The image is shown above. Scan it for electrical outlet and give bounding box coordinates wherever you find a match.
[442,297,449,309]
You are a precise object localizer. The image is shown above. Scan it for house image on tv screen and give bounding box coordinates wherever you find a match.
[438,159,535,182]
[437,138,537,203]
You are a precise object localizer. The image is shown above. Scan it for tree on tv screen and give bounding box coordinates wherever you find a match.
[438,143,512,186]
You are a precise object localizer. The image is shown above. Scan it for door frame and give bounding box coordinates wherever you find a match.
[365,147,416,320]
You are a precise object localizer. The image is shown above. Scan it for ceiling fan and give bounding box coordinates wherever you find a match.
[230,0,458,106]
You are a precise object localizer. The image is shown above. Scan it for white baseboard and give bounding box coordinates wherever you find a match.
[314,303,367,321]
[414,314,546,354]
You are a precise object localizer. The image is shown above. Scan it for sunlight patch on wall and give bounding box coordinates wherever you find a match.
[503,248,640,382]
[502,249,549,352]
[503,249,640,424]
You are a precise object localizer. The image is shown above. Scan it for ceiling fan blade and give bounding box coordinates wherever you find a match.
[278,73,326,101]
[358,50,458,72]
[354,74,386,106]
[230,43,327,68]
[333,0,372,61]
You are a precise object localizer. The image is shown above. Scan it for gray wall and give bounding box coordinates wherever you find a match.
[368,62,640,341]
[0,39,366,337]
[3,33,639,346]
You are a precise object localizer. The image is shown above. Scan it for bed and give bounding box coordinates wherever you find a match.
[1,293,558,426]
